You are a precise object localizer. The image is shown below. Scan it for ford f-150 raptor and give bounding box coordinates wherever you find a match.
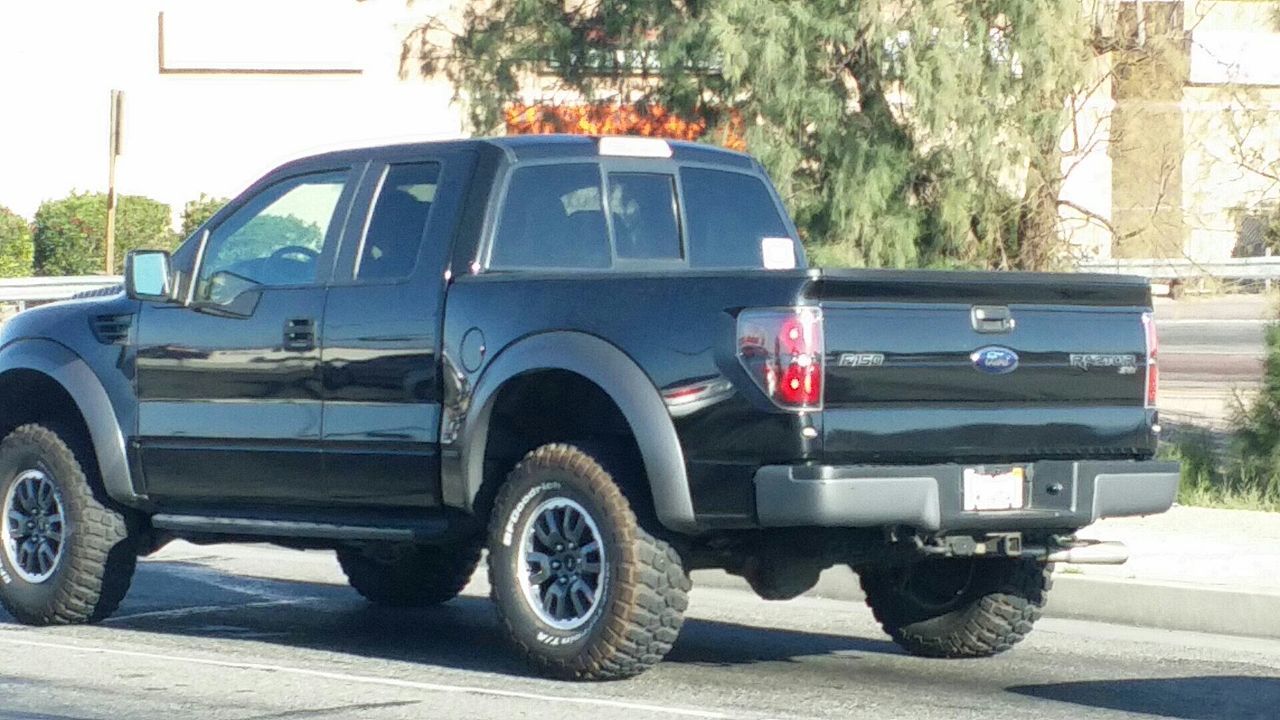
[0,135,1178,680]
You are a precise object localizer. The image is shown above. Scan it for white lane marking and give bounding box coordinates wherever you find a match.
[0,636,737,719]
[1158,319,1269,326]
[1162,350,1266,357]
[102,598,314,624]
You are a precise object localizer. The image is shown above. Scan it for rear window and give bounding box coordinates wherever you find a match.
[356,162,439,281]
[680,167,794,269]
[608,173,682,260]
[490,164,611,269]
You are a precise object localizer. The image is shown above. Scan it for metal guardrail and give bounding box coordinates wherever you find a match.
[1080,257,1280,281]
[0,276,122,311]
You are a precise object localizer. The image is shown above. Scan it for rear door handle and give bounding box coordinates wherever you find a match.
[971,305,1015,334]
[283,317,316,351]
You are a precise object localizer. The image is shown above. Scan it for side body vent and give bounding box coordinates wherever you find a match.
[91,314,132,344]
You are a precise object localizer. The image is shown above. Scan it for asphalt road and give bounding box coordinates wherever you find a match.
[1154,296,1268,385]
[0,543,1276,720]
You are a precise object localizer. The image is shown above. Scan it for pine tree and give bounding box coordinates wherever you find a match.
[435,1,1090,270]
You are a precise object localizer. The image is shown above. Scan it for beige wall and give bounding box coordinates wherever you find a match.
[0,0,464,230]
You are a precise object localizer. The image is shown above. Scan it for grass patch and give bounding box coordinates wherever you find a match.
[1160,428,1280,513]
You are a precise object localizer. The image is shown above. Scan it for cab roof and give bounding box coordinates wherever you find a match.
[280,134,756,172]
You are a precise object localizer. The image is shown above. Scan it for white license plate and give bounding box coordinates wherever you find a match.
[963,467,1025,511]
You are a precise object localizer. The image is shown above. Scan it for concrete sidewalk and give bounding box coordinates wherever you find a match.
[693,505,1280,640]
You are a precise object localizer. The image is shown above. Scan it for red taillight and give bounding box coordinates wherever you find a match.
[1143,312,1159,409]
[738,308,823,410]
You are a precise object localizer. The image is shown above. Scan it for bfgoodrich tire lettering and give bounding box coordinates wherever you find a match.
[857,557,1051,658]
[0,423,137,625]
[488,443,690,680]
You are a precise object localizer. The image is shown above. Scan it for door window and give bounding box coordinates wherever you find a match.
[489,164,611,270]
[355,162,439,282]
[607,173,681,261]
[196,171,347,304]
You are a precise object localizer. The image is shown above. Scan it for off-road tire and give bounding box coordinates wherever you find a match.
[857,557,1051,658]
[488,443,690,681]
[0,423,137,625]
[337,541,482,607]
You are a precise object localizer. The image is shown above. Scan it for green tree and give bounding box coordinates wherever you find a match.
[431,1,1089,269]
[0,206,34,278]
[181,194,229,238]
[33,192,176,275]
[213,214,324,268]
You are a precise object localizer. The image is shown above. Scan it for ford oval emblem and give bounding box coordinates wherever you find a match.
[972,346,1019,374]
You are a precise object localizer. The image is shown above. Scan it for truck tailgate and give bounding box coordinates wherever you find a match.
[809,269,1156,464]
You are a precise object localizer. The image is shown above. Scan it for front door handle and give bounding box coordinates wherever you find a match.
[283,318,316,351]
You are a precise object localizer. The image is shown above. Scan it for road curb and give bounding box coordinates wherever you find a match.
[690,567,1280,640]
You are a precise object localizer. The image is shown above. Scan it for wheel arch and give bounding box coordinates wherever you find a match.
[0,339,143,509]
[444,331,696,535]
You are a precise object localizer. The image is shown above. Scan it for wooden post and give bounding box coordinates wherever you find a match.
[105,90,124,275]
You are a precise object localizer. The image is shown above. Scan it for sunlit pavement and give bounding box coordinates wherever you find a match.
[0,541,1277,720]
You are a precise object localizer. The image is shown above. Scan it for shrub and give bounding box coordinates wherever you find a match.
[0,206,34,278]
[181,194,229,238]
[33,192,176,275]
[1231,320,1280,506]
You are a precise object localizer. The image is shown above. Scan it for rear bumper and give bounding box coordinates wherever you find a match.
[753,460,1179,532]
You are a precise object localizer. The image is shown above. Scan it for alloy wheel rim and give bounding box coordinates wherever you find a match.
[2,469,67,584]
[516,497,607,631]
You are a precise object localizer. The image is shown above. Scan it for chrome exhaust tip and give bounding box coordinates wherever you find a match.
[1043,539,1129,565]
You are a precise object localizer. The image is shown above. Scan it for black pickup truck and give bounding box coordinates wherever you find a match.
[0,135,1177,679]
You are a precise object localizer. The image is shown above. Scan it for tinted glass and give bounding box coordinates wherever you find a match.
[197,171,346,303]
[490,164,610,269]
[608,173,681,260]
[357,162,439,281]
[680,168,793,269]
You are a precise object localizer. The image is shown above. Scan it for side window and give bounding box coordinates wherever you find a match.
[356,162,439,282]
[489,164,610,270]
[197,171,347,303]
[680,168,794,269]
[607,173,681,260]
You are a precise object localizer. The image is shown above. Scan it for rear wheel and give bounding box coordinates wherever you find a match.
[337,541,481,607]
[857,557,1050,658]
[0,423,138,625]
[488,443,689,680]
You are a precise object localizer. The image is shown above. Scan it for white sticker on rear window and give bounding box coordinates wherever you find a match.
[761,237,796,270]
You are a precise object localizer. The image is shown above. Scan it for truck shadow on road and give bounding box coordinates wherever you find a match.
[1008,676,1280,719]
[0,560,903,678]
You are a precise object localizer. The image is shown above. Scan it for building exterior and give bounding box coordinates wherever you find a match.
[1063,0,1280,262]
[0,1,465,228]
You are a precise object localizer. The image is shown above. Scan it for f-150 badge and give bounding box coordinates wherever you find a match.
[971,346,1019,374]
[837,353,885,367]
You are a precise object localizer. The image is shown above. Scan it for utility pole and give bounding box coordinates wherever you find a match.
[105,89,124,275]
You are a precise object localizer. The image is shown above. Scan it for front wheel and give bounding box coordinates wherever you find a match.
[0,423,138,625]
[488,443,690,680]
[857,557,1051,658]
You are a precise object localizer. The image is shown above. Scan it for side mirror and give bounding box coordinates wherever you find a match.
[125,250,173,302]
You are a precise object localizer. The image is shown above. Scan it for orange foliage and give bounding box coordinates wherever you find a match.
[504,103,745,151]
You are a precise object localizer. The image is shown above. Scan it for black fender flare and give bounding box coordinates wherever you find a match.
[0,339,144,509]
[443,331,697,535]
